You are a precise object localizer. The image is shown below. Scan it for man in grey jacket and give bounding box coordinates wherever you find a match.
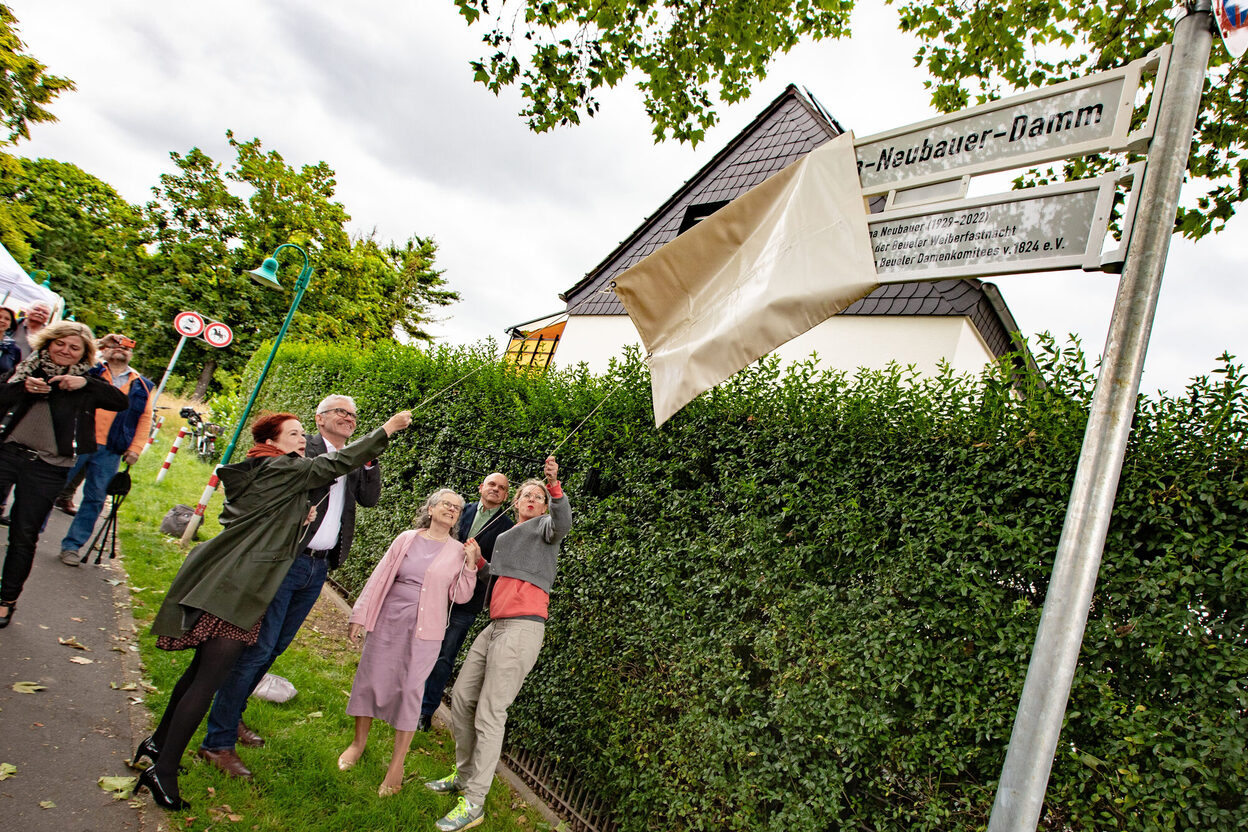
[198,395,381,779]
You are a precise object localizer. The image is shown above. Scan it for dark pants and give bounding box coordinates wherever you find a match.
[420,606,479,717]
[0,444,71,603]
[201,553,328,750]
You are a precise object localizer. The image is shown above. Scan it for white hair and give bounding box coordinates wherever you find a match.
[316,394,356,414]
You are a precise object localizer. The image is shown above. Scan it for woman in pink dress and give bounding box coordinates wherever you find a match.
[337,488,482,796]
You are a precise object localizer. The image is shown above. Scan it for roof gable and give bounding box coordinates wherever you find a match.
[562,84,841,314]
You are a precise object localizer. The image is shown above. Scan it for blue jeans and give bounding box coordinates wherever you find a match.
[201,553,328,750]
[420,607,479,717]
[59,446,122,553]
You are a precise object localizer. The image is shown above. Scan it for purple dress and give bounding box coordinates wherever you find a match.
[346,535,445,730]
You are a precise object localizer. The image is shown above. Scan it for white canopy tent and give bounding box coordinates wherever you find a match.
[0,242,61,313]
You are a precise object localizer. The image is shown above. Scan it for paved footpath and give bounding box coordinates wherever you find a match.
[0,509,149,832]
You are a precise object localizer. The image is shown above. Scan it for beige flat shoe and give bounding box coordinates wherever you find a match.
[338,750,361,771]
[378,782,402,797]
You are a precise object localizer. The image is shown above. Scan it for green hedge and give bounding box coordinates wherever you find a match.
[234,337,1247,831]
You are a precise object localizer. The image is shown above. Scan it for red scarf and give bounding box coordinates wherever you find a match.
[245,444,287,459]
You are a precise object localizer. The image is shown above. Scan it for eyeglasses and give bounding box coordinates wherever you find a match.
[319,407,357,421]
[435,500,463,513]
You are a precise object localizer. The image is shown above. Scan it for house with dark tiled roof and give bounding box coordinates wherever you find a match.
[507,84,1024,378]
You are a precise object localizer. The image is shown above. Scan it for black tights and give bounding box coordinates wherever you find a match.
[152,637,248,784]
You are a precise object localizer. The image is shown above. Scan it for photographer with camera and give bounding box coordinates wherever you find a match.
[57,333,154,566]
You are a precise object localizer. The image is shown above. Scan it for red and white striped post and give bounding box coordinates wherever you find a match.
[155,426,188,483]
[189,471,221,526]
[148,413,164,445]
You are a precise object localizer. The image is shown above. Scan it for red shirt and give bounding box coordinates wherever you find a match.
[490,577,549,620]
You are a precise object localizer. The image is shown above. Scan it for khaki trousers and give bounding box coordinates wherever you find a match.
[451,617,545,804]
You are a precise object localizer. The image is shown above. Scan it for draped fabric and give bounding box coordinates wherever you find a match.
[614,133,878,426]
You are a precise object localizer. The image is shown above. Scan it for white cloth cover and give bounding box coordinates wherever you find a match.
[614,132,878,426]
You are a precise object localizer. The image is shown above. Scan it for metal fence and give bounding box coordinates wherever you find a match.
[502,746,618,832]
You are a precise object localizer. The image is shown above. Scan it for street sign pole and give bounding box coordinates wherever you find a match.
[987,4,1215,830]
[150,333,189,413]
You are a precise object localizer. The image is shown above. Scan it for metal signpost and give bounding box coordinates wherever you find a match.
[150,310,233,432]
[818,4,1214,829]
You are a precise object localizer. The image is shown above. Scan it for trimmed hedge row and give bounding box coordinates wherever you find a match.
[234,337,1247,831]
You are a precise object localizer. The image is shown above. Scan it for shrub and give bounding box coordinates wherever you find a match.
[238,336,1247,831]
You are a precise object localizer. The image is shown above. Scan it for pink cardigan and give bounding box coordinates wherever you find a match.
[349,529,477,641]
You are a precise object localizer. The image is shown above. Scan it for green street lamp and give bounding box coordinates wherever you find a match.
[181,243,313,545]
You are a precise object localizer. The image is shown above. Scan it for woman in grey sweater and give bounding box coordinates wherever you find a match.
[425,456,571,832]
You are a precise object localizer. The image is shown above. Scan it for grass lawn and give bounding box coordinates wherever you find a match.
[119,405,549,832]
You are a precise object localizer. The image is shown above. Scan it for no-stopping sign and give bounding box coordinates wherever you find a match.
[173,311,205,338]
[203,321,233,348]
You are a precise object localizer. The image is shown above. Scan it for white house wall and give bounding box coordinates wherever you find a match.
[555,314,994,378]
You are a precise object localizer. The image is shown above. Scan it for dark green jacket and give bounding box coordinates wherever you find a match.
[152,428,390,637]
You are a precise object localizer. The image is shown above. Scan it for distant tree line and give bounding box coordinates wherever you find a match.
[0,5,457,396]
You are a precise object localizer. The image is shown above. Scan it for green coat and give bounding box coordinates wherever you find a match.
[152,428,390,638]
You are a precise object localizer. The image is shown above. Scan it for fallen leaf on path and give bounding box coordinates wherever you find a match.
[39,800,55,809]
[70,617,84,622]
[0,762,16,780]
[105,579,123,586]
[69,656,94,664]
[111,646,127,653]
[58,636,89,650]
[110,682,139,691]
[129,587,148,593]
[99,775,137,798]
[12,681,46,694]
[38,624,49,630]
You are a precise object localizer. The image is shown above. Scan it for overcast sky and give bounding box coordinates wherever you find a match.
[12,0,1245,397]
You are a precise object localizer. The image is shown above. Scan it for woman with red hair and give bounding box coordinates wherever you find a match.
[135,408,412,811]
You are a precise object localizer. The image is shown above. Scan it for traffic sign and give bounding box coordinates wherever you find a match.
[173,311,205,338]
[203,321,233,348]
[1216,0,1248,58]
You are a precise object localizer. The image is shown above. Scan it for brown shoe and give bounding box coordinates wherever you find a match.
[196,747,253,779]
[55,497,78,516]
[236,720,265,747]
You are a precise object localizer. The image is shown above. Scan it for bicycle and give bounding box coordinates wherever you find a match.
[179,406,222,463]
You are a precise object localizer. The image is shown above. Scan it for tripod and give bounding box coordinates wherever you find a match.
[83,465,131,566]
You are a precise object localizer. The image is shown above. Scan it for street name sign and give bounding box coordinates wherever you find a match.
[868,166,1142,281]
[855,47,1169,196]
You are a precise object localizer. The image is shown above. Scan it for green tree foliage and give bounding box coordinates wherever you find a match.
[0,4,74,262]
[452,1,1243,239]
[244,337,1247,831]
[895,0,1245,239]
[130,132,456,392]
[13,157,152,331]
[451,0,854,144]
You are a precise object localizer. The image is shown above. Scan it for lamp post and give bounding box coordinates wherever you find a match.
[179,243,313,545]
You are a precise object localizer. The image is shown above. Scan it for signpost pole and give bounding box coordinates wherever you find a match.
[151,333,189,414]
[987,4,1214,830]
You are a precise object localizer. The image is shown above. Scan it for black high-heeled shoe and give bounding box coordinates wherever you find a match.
[134,768,190,811]
[129,736,160,769]
[0,600,15,629]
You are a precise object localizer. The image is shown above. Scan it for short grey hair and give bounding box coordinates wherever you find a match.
[316,394,356,414]
[412,488,465,537]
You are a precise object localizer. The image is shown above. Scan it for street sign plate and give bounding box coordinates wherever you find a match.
[203,321,233,348]
[173,311,205,338]
[1216,0,1248,58]
[868,167,1138,281]
[855,48,1168,195]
